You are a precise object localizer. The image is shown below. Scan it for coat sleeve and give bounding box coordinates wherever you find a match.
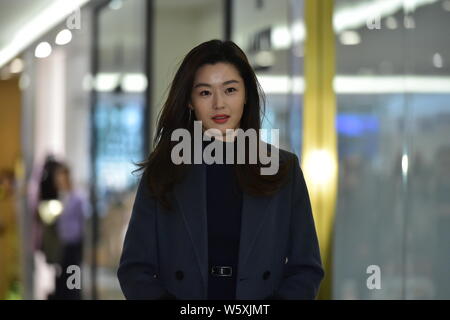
[117,177,176,299]
[274,153,325,299]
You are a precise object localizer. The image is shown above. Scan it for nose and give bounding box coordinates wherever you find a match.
[212,90,225,110]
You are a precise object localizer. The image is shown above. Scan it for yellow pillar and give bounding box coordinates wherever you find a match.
[303,0,337,300]
[0,78,22,299]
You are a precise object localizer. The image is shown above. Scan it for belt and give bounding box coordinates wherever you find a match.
[210,266,233,277]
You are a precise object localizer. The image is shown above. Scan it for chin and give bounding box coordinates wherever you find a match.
[221,127,236,134]
[205,121,237,134]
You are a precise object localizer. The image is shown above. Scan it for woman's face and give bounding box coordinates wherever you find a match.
[54,168,70,192]
[189,62,246,141]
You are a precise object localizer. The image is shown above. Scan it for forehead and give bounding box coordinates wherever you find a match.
[55,167,69,175]
[194,62,242,83]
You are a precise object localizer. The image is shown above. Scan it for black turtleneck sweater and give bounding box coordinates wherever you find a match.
[203,138,243,300]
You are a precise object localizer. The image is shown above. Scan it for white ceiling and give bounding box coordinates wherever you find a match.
[0,0,447,71]
[0,0,53,47]
[0,0,214,47]
[0,0,217,67]
[0,0,90,67]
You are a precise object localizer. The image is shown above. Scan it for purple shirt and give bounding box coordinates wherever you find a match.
[57,191,87,244]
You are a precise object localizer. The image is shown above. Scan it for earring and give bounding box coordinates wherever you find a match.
[188,108,193,122]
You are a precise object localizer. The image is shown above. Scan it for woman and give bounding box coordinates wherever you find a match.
[117,39,324,300]
[51,162,86,299]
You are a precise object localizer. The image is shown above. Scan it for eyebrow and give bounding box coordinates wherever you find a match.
[193,79,240,89]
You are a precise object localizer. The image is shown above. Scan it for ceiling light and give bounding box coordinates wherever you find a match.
[402,154,409,177]
[10,58,24,73]
[121,73,148,92]
[257,75,292,94]
[433,53,443,68]
[94,73,120,92]
[291,21,306,43]
[335,75,450,94]
[340,31,361,45]
[35,42,52,58]
[55,29,73,45]
[271,25,291,49]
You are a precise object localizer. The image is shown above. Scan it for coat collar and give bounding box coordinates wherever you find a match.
[172,163,273,292]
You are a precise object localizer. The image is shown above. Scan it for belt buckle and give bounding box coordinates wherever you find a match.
[211,266,232,277]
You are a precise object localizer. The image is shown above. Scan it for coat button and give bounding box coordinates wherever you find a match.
[263,271,271,280]
[175,270,184,281]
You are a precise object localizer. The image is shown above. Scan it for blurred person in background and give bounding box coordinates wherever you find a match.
[35,155,63,299]
[49,162,87,300]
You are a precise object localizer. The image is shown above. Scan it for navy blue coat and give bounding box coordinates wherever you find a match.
[117,147,324,300]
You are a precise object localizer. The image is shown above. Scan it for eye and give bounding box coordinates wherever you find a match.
[226,87,237,93]
[200,90,210,96]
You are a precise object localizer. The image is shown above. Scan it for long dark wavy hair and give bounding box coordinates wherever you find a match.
[134,39,294,212]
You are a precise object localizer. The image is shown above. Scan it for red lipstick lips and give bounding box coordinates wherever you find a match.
[212,114,230,124]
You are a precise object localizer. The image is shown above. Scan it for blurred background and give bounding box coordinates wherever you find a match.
[0,0,449,300]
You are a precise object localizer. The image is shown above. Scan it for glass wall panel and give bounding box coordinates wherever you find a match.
[232,0,305,155]
[92,0,147,299]
[407,0,450,299]
[333,0,450,299]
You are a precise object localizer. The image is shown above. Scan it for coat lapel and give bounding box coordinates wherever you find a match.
[237,192,272,279]
[173,163,274,290]
[173,164,208,292]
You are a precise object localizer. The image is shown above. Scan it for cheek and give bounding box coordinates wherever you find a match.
[193,103,210,121]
